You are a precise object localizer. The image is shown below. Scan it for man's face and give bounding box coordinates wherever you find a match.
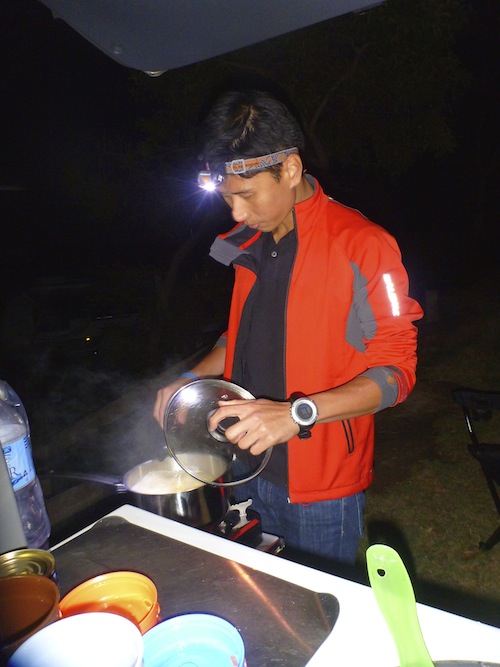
[218,170,296,236]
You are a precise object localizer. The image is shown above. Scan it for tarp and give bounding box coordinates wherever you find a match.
[38,0,383,72]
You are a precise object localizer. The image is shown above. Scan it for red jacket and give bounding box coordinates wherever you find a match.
[210,178,423,502]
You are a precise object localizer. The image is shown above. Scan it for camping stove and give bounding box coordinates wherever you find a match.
[211,500,285,554]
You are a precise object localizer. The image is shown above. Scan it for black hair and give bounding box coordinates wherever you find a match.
[200,89,305,181]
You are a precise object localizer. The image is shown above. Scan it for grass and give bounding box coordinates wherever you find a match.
[358,283,500,626]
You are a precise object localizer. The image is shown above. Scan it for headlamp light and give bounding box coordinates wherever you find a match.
[197,171,224,191]
[197,147,298,191]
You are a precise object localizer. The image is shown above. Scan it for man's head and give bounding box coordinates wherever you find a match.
[199,90,311,240]
[200,89,305,185]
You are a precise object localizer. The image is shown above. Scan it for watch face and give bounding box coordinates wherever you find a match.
[297,403,313,421]
[291,398,318,426]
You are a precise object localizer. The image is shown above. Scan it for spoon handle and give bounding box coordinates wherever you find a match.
[366,544,435,667]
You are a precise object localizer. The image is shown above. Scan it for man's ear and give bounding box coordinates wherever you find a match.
[283,153,304,188]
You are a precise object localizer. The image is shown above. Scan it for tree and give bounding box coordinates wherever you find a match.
[130,0,470,176]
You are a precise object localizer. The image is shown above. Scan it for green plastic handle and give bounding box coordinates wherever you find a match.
[366,544,435,667]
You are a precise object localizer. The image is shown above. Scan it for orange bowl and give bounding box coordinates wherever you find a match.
[59,571,159,634]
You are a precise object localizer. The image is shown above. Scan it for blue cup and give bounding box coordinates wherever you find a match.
[143,613,246,667]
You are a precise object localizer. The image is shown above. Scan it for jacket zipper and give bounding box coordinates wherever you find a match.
[342,419,355,454]
[285,209,298,503]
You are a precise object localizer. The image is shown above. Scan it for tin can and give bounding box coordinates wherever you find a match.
[0,548,56,582]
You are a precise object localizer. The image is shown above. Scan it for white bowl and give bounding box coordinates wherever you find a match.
[8,612,143,667]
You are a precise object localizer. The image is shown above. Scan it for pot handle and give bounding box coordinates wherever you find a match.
[39,470,128,494]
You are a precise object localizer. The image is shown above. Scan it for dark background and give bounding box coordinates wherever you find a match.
[0,0,498,436]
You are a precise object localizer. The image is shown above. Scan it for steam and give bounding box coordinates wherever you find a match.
[24,363,185,477]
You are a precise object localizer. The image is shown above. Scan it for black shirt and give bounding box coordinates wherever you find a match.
[232,228,297,486]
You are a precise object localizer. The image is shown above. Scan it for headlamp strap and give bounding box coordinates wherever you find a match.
[225,147,298,175]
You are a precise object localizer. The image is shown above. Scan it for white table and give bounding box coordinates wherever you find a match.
[53,504,500,666]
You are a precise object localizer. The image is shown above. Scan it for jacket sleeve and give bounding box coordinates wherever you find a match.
[349,224,424,406]
[214,332,228,348]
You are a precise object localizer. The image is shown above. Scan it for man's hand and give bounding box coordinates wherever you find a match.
[153,377,191,426]
[153,346,227,426]
[208,398,299,455]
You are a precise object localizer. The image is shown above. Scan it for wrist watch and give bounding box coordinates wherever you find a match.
[289,392,318,440]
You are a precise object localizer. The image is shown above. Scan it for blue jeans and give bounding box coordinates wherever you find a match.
[234,476,365,565]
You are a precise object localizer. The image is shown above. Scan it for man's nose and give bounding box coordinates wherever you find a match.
[231,198,248,222]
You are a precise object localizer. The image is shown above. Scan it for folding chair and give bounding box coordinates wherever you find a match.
[451,389,500,550]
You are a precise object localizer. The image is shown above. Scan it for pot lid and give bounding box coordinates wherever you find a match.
[163,379,271,486]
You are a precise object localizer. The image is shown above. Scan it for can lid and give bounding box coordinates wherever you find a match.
[0,548,55,578]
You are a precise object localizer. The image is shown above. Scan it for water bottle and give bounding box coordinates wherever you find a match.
[0,441,26,553]
[0,382,51,549]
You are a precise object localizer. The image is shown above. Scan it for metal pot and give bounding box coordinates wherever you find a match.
[47,456,227,528]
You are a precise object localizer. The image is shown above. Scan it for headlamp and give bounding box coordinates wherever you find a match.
[197,146,298,191]
[197,171,224,192]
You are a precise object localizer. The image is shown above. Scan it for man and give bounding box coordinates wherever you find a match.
[154,89,423,564]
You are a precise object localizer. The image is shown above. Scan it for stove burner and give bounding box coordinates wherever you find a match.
[213,500,284,554]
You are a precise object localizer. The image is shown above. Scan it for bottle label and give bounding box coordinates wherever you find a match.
[2,435,36,491]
